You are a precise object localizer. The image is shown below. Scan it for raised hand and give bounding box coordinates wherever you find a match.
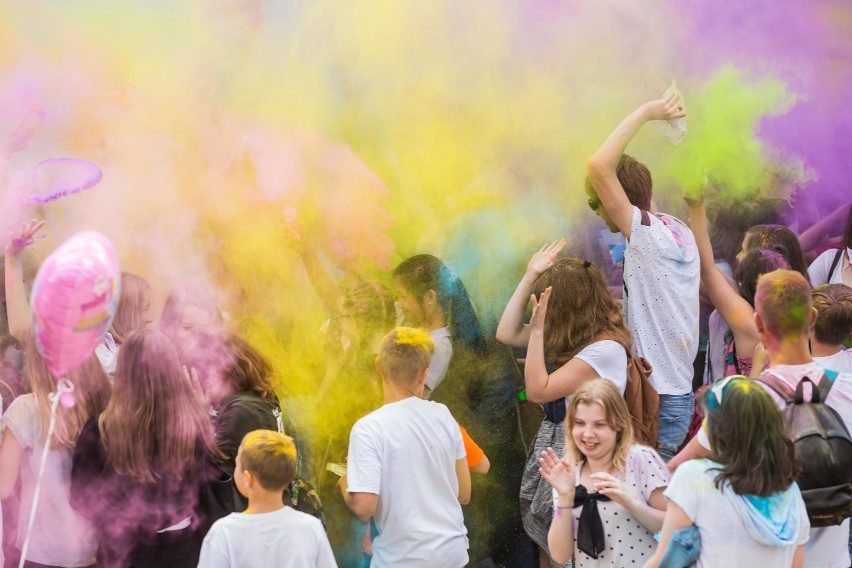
[683,188,705,209]
[526,240,567,277]
[529,286,552,333]
[5,219,45,256]
[539,446,575,499]
[641,92,686,122]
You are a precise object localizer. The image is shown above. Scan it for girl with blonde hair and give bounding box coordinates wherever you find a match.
[540,379,669,567]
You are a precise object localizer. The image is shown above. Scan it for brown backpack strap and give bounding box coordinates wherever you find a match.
[755,372,795,404]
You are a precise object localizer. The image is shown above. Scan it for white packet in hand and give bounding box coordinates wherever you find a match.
[658,80,687,145]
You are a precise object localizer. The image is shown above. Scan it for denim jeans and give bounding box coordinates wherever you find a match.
[659,525,702,567]
[658,393,695,461]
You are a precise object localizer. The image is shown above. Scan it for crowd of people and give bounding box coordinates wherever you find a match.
[0,92,849,568]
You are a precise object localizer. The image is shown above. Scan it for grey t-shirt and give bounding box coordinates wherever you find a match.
[2,394,97,566]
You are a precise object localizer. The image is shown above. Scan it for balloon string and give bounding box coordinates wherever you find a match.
[18,378,75,568]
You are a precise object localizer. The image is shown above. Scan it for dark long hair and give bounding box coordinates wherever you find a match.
[393,255,486,356]
[844,206,852,251]
[733,248,790,307]
[702,378,799,496]
[745,225,810,284]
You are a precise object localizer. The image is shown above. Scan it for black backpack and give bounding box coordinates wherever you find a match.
[757,370,852,527]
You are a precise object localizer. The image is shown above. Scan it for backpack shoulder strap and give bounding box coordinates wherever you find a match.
[827,248,843,282]
[817,369,840,403]
[755,371,796,404]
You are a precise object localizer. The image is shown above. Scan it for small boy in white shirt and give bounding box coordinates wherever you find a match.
[198,430,336,568]
[811,283,852,373]
[339,327,471,568]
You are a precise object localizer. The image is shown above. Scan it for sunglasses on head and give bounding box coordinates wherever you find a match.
[706,375,748,413]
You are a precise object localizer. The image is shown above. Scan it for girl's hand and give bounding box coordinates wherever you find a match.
[539,447,575,499]
[5,219,45,256]
[526,240,566,277]
[591,472,633,509]
[750,342,769,378]
[641,92,686,122]
[683,189,705,209]
[529,286,552,334]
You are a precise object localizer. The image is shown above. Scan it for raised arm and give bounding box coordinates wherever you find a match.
[798,202,851,256]
[4,220,44,341]
[586,94,685,240]
[282,212,342,316]
[496,240,566,348]
[524,287,602,404]
[686,198,760,356]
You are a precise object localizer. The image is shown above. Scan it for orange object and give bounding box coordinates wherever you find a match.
[459,424,485,468]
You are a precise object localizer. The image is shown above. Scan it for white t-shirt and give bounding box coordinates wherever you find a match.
[347,397,468,568]
[698,362,852,567]
[623,207,700,395]
[814,349,852,375]
[574,340,628,395]
[1,394,98,566]
[808,248,851,287]
[197,506,336,568]
[666,459,810,568]
[425,326,453,393]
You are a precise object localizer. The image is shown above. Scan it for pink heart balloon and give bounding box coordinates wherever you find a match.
[31,231,121,378]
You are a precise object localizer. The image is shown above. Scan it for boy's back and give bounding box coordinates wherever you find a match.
[198,507,336,568]
[347,396,468,568]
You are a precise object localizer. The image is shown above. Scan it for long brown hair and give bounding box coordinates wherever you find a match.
[99,329,217,482]
[531,258,632,367]
[109,272,150,345]
[702,377,799,496]
[25,334,111,449]
[565,379,634,473]
[223,335,277,399]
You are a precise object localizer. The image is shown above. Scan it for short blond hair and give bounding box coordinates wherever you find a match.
[240,430,297,491]
[377,327,434,384]
[755,270,812,338]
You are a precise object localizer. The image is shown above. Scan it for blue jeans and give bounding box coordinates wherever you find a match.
[658,393,694,461]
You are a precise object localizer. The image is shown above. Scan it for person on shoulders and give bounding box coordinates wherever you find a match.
[198,430,336,568]
[339,327,471,568]
[585,94,699,460]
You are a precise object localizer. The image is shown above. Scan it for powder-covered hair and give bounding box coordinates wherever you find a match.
[223,335,277,399]
[755,269,812,339]
[99,329,217,482]
[812,284,852,345]
[110,272,150,345]
[744,225,810,284]
[239,429,297,491]
[531,258,632,367]
[564,379,634,474]
[734,248,791,307]
[377,327,435,384]
[25,333,111,449]
[702,377,799,496]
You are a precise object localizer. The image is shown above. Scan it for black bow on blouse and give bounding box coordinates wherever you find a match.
[574,484,611,559]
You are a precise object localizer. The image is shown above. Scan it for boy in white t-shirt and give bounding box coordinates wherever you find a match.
[812,284,852,374]
[585,94,700,460]
[198,430,336,568]
[339,327,471,568]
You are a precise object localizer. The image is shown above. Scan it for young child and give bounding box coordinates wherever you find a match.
[339,327,471,568]
[198,429,336,567]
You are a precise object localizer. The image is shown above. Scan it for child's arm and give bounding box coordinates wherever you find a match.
[338,474,379,522]
[455,459,471,505]
[496,240,566,348]
[798,203,850,256]
[458,423,490,475]
[4,220,44,342]
[586,95,685,240]
[282,212,342,316]
[667,433,710,473]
